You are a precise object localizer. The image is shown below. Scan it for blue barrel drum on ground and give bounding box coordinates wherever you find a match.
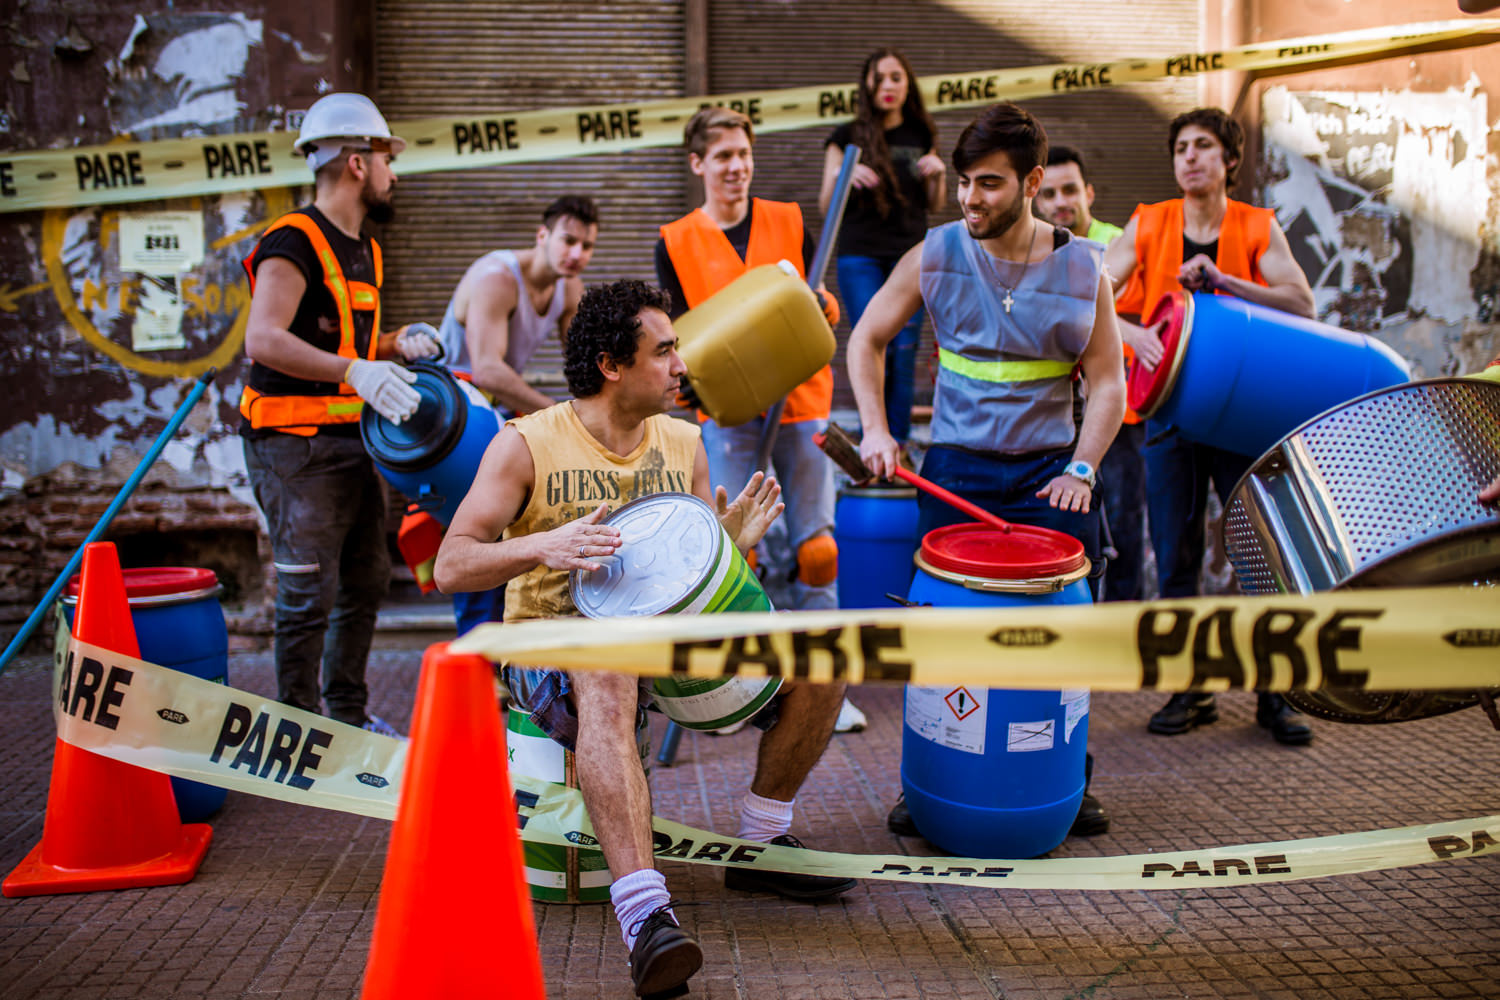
[360,360,501,526]
[902,523,1092,859]
[1130,290,1411,458]
[62,566,229,823]
[834,483,920,609]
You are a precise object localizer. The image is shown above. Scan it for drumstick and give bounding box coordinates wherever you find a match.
[815,422,1013,533]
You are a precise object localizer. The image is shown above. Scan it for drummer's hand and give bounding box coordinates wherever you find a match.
[539,504,621,572]
[1037,475,1092,513]
[858,427,901,481]
[1119,318,1166,370]
[716,472,784,554]
[1481,474,1500,506]
[1179,254,1222,292]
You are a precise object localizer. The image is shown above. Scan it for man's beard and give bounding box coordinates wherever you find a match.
[965,187,1027,241]
[364,183,395,224]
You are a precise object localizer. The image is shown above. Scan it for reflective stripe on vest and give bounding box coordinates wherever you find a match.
[238,212,382,433]
[937,348,1075,383]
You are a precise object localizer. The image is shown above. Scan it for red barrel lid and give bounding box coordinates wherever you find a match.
[919,523,1086,579]
[64,566,219,599]
[1127,290,1190,417]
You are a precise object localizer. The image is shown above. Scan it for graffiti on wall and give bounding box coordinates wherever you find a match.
[1260,84,1493,374]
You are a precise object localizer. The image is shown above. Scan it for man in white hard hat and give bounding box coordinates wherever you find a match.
[240,92,440,737]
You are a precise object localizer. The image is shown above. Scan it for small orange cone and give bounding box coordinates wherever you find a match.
[361,643,546,999]
[3,542,213,897]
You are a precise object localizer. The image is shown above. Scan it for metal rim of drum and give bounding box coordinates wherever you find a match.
[358,360,469,472]
[836,484,918,499]
[1127,291,1195,419]
[568,492,724,618]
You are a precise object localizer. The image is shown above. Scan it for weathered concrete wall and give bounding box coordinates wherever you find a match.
[0,2,365,636]
[1235,1,1500,377]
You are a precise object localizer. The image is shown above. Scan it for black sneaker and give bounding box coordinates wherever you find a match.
[723,834,856,901]
[1147,692,1218,735]
[627,907,702,999]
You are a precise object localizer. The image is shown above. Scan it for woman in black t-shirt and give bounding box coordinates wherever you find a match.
[820,47,945,444]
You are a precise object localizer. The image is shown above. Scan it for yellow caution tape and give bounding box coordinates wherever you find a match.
[48,629,1500,890]
[451,586,1500,693]
[3,18,1497,213]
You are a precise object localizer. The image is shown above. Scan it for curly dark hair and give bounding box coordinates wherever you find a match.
[563,279,673,397]
[1168,108,1244,188]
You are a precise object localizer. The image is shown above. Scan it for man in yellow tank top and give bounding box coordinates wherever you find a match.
[434,280,854,999]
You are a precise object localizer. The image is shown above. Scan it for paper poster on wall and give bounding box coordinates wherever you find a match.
[131,276,186,351]
[119,211,206,274]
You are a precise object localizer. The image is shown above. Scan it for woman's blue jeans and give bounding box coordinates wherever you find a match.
[838,254,924,442]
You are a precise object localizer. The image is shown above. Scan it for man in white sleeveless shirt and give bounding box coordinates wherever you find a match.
[436,195,599,635]
[437,195,599,416]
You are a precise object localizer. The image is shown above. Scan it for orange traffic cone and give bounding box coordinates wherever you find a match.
[361,643,545,999]
[4,542,212,897]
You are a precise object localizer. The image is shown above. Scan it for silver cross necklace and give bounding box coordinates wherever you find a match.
[995,219,1039,313]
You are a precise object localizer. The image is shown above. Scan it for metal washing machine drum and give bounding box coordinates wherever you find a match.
[1220,375,1500,725]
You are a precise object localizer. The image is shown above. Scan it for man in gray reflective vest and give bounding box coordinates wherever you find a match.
[846,102,1125,840]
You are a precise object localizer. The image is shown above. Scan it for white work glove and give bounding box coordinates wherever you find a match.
[346,359,421,424]
[395,322,443,361]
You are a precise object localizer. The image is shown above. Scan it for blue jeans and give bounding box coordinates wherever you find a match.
[1143,421,1254,599]
[1099,422,1147,602]
[838,255,924,443]
[452,587,505,637]
[700,416,837,610]
[244,433,389,725]
[916,445,1104,598]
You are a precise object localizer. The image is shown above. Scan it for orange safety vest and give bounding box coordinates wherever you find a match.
[1114,198,1273,321]
[238,212,383,435]
[1113,198,1272,425]
[660,199,833,423]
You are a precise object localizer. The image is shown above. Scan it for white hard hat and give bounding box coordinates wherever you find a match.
[296,93,406,170]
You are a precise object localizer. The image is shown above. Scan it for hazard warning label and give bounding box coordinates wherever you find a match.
[905,684,987,755]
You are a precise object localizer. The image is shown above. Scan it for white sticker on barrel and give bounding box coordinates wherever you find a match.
[905,684,986,754]
[1007,719,1055,752]
[1061,689,1089,744]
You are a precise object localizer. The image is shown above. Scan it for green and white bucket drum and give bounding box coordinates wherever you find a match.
[570,492,782,731]
[506,707,649,904]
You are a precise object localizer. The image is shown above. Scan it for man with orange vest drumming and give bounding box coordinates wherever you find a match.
[1105,107,1316,745]
[240,92,439,738]
[654,107,843,617]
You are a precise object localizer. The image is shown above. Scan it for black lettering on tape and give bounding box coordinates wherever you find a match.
[724,634,779,676]
[1213,858,1251,876]
[1316,609,1381,688]
[690,842,732,861]
[1254,854,1291,875]
[791,628,847,679]
[658,836,695,859]
[727,844,765,864]
[858,623,911,682]
[204,140,273,180]
[1252,609,1315,688]
[96,664,131,730]
[818,89,856,117]
[0,160,15,197]
[671,637,724,674]
[259,718,302,783]
[652,830,674,853]
[212,702,253,763]
[1189,607,1244,688]
[66,655,105,721]
[1137,608,1193,686]
[230,712,269,773]
[290,727,332,790]
[58,650,74,711]
[454,119,520,155]
[1051,64,1114,91]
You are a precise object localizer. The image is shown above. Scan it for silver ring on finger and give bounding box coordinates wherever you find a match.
[578,545,585,557]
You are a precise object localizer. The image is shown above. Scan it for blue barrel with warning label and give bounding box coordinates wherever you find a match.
[62,566,229,823]
[901,523,1091,859]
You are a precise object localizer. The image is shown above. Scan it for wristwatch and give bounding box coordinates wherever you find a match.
[1063,459,1097,489]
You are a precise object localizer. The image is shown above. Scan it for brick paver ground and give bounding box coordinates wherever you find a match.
[2,643,1496,999]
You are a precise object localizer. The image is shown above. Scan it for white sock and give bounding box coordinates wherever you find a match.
[737,790,794,843]
[610,868,673,951]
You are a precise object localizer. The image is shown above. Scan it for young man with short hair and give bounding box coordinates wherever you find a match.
[1106,107,1316,744]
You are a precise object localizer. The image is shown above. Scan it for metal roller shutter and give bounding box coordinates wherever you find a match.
[374,1,688,395]
[707,0,1201,410]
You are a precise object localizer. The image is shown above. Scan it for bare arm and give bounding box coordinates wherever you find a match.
[1181,221,1315,319]
[465,272,557,414]
[556,276,585,349]
[847,242,925,479]
[433,425,620,593]
[918,148,946,212]
[1104,213,1139,297]
[245,258,361,382]
[1037,275,1126,513]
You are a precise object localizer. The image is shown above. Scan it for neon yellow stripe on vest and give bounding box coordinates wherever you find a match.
[938,348,1074,383]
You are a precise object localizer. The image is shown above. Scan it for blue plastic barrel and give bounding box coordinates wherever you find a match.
[360,361,502,525]
[1129,291,1411,458]
[834,484,920,609]
[901,523,1092,858]
[62,566,228,822]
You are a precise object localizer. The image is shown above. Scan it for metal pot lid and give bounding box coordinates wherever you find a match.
[918,522,1086,579]
[570,492,723,618]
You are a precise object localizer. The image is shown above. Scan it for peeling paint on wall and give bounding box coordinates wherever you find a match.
[108,13,264,139]
[1261,84,1495,375]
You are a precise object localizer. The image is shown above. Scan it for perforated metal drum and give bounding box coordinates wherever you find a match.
[1220,375,1500,724]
